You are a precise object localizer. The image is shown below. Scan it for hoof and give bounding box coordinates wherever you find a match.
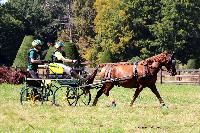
[112,102,117,108]
[160,103,168,109]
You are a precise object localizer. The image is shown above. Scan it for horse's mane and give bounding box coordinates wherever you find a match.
[145,52,169,64]
[98,52,170,67]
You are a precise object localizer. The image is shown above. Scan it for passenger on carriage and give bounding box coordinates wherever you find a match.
[27,39,44,79]
[51,41,84,80]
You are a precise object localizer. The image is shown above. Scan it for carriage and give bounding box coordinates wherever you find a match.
[19,62,102,106]
[20,52,177,108]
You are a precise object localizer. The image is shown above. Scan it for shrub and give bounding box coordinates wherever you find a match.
[99,50,113,63]
[44,46,55,61]
[129,56,142,63]
[186,59,200,69]
[0,66,27,84]
[12,35,34,67]
[0,66,11,83]
[65,42,81,59]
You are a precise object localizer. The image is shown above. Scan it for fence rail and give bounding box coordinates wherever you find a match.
[158,68,200,85]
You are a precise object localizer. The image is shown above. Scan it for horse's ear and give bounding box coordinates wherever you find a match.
[162,51,169,55]
[171,52,175,58]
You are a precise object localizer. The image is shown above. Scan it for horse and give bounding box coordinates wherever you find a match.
[92,52,177,108]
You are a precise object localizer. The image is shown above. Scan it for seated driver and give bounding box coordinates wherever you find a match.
[51,41,82,79]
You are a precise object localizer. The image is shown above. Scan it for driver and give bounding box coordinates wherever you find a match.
[51,41,82,79]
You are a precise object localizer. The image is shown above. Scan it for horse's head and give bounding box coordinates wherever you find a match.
[163,53,177,76]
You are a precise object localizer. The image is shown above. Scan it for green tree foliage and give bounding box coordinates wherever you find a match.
[64,42,81,61]
[64,41,82,67]
[70,0,96,61]
[99,50,113,63]
[44,46,55,61]
[12,35,34,67]
[0,3,25,65]
[0,0,68,65]
[1,0,200,66]
[6,0,58,37]
[92,0,132,63]
[90,0,200,64]
[186,59,200,69]
[71,0,96,38]
[147,0,200,63]
[130,0,200,62]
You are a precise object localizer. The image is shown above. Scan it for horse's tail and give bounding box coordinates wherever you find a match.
[85,67,99,84]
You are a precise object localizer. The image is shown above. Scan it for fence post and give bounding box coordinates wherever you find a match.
[198,68,200,85]
[178,70,181,81]
[160,69,163,84]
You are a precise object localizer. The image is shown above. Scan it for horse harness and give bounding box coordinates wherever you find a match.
[102,62,139,82]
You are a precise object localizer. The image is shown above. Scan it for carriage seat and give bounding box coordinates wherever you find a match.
[47,63,70,79]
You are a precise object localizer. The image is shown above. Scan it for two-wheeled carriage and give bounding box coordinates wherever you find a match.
[20,63,101,106]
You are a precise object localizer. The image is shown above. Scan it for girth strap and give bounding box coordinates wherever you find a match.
[133,62,138,78]
[103,65,113,80]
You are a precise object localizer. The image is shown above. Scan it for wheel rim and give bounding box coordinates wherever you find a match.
[66,88,78,106]
[77,88,91,106]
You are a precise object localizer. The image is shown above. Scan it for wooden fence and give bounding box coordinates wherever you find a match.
[158,69,200,85]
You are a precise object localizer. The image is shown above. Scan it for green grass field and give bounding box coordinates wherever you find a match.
[0,83,200,133]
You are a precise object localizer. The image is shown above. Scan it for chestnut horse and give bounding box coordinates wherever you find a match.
[92,52,177,108]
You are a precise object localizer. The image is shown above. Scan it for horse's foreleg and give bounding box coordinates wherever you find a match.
[149,84,167,107]
[130,85,143,107]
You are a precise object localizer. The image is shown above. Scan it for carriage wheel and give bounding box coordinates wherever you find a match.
[76,88,91,106]
[66,88,78,106]
[42,84,54,103]
[20,86,29,105]
[20,86,42,105]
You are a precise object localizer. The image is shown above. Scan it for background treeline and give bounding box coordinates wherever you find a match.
[0,0,200,68]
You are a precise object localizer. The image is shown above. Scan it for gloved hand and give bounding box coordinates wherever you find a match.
[72,60,77,63]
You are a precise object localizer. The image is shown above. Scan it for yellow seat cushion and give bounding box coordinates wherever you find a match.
[49,63,64,74]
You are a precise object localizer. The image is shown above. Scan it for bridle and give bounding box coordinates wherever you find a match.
[166,54,176,75]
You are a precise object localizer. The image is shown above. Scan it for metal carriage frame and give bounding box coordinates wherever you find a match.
[20,64,102,106]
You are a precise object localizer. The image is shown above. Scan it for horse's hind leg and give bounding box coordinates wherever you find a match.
[92,88,104,106]
[149,84,167,108]
[130,85,143,107]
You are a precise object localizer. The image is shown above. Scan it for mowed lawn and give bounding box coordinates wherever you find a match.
[0,83,200,133]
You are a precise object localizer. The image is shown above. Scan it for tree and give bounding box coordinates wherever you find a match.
[90,0,200,64]
[12,35,34,67]
[147,0,200,63]
[0,0,66,65]
[89,0,133,63]
[0,3,25,65]
[70,0,96,61]
[99,50,113,63]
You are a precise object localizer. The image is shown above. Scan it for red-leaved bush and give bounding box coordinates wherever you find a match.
[0,66,28,84]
